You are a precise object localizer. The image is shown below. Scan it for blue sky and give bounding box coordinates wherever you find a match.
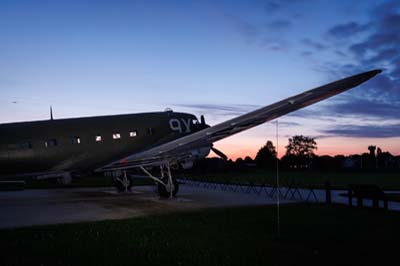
[1,0,399,158]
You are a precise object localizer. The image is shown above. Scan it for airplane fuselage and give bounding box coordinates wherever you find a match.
[0,111,206,176]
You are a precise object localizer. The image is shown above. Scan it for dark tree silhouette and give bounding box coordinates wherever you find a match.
[255,141,277,168]
[368,146,376,157]
[244,156,254,164]
[284,135,317,169]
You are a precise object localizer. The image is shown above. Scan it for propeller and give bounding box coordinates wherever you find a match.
[211,146,228,160]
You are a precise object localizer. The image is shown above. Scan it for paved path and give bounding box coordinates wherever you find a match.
[0,184,295,229]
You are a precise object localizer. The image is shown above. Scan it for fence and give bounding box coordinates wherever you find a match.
[178,176,320,202]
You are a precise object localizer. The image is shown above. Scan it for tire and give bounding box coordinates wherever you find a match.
[114,176,133,192]
[158,177,179,198]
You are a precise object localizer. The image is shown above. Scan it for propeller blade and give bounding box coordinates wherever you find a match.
[211,147,228,160]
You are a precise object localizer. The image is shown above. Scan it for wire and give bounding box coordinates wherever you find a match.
[276,119,280,238]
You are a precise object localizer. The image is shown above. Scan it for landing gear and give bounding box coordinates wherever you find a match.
[140,162,179,198]
[55,172,72,185]
[158,177,179,198]
[114,171,132,192]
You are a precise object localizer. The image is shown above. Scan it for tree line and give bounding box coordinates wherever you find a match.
[190,135,400,173]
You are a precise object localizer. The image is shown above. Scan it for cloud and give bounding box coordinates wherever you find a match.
[224,14,260,41]
[267,19,292,29]
[380,13,400,32]
[365,48,398,64]
[277,121,301,127]
[325,98,400,120]
[301,38,326,51]
[349,33,400,57]
[346,5,400,61]
[321,124,400,138]
[286,108,322,119]
[328,22,370,39]
[172,103,260,116]
[301,51,313,58]
[222,1,304,52]
[373,0,400,18]
[263,0,302,13]
[264,1,283,13]
[261,38,290,51]
[313,1,400,126]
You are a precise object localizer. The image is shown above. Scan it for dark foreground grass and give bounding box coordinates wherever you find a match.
[1,204,399,266]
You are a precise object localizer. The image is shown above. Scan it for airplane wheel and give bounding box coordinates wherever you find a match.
[158,178,179,198]
[114,176,133,192]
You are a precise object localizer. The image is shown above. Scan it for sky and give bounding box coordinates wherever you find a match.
[0,0,399,160]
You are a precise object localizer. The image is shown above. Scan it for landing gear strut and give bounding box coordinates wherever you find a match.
[140,163,179,198]
[114,170,132,192]
[158,165,179,198]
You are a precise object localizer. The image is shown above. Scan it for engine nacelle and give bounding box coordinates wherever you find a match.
[180,146,211,169]
[180,160,194,169]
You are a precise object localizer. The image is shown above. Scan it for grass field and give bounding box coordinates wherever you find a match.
[0,204,399,266]
[184,169,400,190]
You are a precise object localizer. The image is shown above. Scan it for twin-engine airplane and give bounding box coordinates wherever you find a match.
[0,69,381,197]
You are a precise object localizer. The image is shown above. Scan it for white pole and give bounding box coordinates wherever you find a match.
[276,120,280,238]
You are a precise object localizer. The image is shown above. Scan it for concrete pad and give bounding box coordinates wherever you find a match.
[0,184,295,229]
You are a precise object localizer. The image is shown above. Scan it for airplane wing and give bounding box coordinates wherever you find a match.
[96,69,382,171]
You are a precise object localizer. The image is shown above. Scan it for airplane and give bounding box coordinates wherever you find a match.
[0,69,382,197]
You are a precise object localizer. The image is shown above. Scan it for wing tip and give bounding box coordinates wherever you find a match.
[367,69,382,77]
[355,69,382,84]
[372,69,382,75]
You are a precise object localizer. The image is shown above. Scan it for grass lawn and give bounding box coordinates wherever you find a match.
[0,204,399,266]
[184,169,400,190]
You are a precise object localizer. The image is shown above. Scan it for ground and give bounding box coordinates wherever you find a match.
[0,185,294,228]
[1,171,399,265]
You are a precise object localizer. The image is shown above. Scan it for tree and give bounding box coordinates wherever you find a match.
[244,156,254,164]
[255,141,277,168]
[284,135,317,168]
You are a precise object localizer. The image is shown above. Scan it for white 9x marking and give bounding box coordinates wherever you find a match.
[169,118,191,133]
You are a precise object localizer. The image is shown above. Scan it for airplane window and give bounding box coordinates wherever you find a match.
[45,139,57,148]
[70,137,81,144]
[19,141,32,150]
[113,133,121,139]
[129,131,137,137]
[95,135,102,142]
